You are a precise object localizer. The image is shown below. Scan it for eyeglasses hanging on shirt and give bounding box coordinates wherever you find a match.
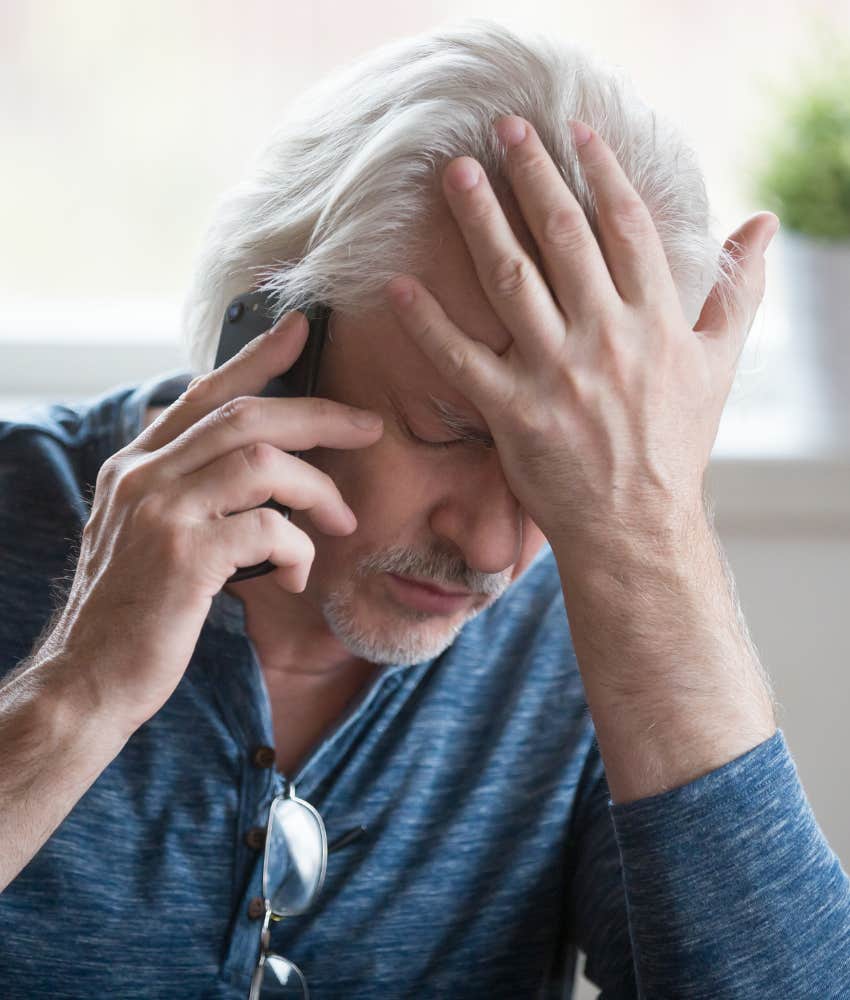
[248,780,367,999]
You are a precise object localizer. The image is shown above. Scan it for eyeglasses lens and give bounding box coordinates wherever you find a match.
[264,794,327,914]
[255,953,309,998]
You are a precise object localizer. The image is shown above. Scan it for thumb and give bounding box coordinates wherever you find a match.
[694,212,780,349]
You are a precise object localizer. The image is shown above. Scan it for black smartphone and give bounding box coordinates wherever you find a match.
[213,290,331,583]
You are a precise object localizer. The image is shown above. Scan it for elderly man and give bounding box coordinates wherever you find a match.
[1,19,848,1000]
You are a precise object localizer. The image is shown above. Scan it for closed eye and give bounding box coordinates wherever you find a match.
[404,422,493,451]
[386,392,494,450]
[407,426,466,449]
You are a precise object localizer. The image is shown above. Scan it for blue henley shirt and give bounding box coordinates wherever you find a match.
[1,370,848,999]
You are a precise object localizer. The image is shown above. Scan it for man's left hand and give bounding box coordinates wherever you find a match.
[385,116,778,557]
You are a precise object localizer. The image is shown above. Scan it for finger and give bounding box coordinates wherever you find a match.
[385,276,509,417]
[570,120,680,311]
[136,310,310,453]
[174,441,358,536]
[151,394,384,478]
[441,154,565,364]
[494,115,618,322]
[694,213,779,362]
[206,505,316,593]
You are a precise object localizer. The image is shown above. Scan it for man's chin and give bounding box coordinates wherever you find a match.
[319,574,478,667]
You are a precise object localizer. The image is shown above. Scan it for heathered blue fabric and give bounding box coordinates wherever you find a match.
[1,370,849,999]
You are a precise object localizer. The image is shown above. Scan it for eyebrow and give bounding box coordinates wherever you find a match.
[384,388,496,447]
[425,394,495,446]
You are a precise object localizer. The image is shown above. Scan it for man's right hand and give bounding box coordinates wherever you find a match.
[37,309,384,735]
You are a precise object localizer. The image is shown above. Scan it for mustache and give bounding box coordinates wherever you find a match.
[352,544,509,597]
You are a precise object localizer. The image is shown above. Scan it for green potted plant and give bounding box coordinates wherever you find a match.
[751,30,850,424]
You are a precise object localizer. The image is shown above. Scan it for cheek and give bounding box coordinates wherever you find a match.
[305,437,425,516]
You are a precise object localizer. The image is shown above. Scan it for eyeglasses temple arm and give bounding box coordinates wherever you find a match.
[327,824,367,854]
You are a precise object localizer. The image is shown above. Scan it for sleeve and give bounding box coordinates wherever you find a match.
[608,727,850,998]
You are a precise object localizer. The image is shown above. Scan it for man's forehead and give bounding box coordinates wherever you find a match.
[327,183,542,432]
[413,190,543,357]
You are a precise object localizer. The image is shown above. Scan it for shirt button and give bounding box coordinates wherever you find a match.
[247,896,265,920]
[245,826,266,851]
[251,745,276,769]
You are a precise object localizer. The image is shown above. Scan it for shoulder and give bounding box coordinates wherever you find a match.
[0,403,96,671]
[0,374,191,677]
[0,385,134,518]
[0,371,193,516]
[0,401,99,521]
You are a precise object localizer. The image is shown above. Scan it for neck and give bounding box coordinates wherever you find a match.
[222,575,371,682]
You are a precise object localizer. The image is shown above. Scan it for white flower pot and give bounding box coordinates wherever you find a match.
[778,229,850,430]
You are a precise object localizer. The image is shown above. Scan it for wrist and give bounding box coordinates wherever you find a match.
[33,649,137,751]
[0,649,133,894]
[552,504,718,656]
[550,497,711,586]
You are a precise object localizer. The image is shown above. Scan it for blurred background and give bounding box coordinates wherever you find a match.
[2,2,849,995]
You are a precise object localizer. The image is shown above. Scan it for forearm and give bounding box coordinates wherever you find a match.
[0,652,131,893]
[553,500,777,804]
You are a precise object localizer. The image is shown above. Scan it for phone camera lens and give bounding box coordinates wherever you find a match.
[227,301,244,323]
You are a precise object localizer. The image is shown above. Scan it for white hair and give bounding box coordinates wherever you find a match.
[180,17,736,372]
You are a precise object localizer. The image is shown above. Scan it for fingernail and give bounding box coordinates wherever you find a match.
[351,410,383,429]
[569,120,592,147]
[447,159,480,192]
[387,278,415,309]
[495,116,527,148]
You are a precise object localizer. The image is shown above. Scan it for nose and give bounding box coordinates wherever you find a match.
[427,453,523,575]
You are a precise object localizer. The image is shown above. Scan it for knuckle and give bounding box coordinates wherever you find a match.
[443,345,470,381]
[217,395,258,433]
[261,507,316,559]
[611,196,650,238]
[488,254,532,299]
[255,505,282,533]
[242,440,277,472]
[181,372,213,401]
[513,150,550,184]
[541,204,591,251]
[111,460,149,501]
[573,373,605,413]
[95,456,119,492]
[310,397,335,420]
